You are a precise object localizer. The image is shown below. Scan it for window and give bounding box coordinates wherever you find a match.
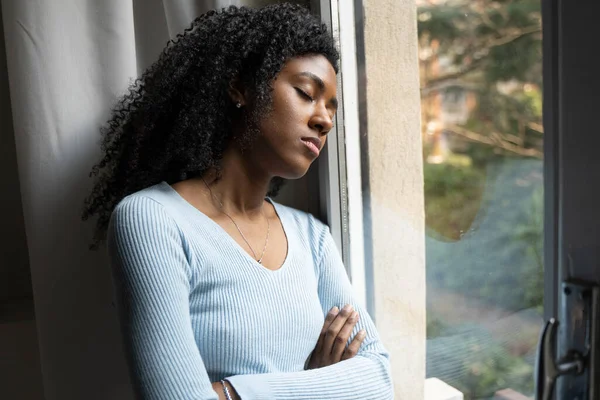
[335,0,545,398]
[419,2,544,396]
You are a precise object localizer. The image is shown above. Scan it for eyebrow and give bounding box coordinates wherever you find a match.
[297,72,338,109]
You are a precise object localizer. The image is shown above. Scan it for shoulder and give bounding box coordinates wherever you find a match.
[111,182,187,224]
[114,182,177,212]
[112,185,168,225]
[108,185,195,271]
[109,183,185,249]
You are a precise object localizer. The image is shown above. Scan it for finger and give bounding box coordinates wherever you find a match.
[310,307,339,368]
[307,351,318,369]
[315,306,339,354]
[342,329,367,360]
[322,307,339,332]
[331,311,359,362]
[322,304,354,359]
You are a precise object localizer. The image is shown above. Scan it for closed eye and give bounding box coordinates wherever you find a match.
[295,87,314,102]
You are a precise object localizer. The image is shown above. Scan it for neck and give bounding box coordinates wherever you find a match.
[199,146,272,217]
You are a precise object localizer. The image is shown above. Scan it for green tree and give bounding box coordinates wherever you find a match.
[419,2,544,398]
[418,0,543,160]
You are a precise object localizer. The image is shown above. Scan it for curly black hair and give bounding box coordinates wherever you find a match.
[82,3,339,247]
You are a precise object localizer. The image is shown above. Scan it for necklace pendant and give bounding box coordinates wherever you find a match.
[201,177,270,265]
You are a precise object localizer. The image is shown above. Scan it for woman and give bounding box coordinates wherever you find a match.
[84,3,393,399]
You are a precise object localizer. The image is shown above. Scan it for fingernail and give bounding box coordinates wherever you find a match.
[343,304,353,313]
[351,311,359,320]
[358,330,366,337]
[331,306,339,313]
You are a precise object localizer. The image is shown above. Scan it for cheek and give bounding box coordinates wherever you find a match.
[270,87,306,125]
[256,88,308,145]
[262,108,302,141]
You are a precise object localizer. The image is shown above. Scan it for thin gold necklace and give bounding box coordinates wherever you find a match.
[201,178,270,264]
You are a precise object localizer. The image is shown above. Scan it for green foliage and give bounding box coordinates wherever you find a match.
[420,1,544,397]
[427,316,535,399]
[418,0,542,82]
[424,156,543,399]
[424,163,486,240]
[425,158,543,310]
[486,35,540,83]
[426,312,449,339]
[514,187,544,313]
[418,0,543,157]
[459,346,534,399]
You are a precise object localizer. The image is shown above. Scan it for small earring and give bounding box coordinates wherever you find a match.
[236,102,242,108]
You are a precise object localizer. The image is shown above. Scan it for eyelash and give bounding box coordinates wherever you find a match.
[295,88,314,102]
[295,87,336,122]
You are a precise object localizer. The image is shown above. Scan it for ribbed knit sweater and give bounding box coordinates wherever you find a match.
[108,182,393,399]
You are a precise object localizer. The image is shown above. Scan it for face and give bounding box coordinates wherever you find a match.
[244,54,338,179]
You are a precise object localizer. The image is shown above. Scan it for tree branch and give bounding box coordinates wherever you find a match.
[421,59,484,94]
[487,25,541,48]
[420,25,541,92]
[447,124,543,159]
[527,122,544,134]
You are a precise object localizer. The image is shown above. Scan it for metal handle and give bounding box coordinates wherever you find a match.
[535,318,585,400]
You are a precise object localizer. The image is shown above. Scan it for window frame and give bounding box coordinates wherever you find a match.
[541,0,559,324]
[314,0,369,309]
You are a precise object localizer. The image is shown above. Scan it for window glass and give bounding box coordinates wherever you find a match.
[417,0,544,398]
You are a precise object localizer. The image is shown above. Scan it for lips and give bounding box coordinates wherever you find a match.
[301,137,322,157]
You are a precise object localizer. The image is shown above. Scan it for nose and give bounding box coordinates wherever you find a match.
[309,106,334,135]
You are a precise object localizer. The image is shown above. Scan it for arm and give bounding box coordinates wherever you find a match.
[108,196,219,400]
[225,222,394,400]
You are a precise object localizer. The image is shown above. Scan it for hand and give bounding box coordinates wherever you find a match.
[307,304,367,369]
[212,380,240,400]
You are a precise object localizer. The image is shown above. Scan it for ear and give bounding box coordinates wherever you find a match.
[228,76,247,107]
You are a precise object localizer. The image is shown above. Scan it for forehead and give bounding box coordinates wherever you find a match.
[278,55,337,90]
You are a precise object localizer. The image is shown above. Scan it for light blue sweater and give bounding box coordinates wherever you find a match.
[108,182,393,399]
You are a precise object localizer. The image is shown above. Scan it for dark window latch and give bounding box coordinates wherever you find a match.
[536,281,600,400]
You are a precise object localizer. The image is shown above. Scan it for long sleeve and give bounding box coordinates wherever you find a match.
[108,196,219,400]
[226,221,394,400]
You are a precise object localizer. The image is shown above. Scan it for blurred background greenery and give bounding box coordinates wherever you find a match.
[416,0,543,398]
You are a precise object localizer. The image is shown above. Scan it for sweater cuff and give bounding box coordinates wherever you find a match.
[225,374,274,400]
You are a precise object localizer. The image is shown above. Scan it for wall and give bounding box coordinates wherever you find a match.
[362,0,426,398]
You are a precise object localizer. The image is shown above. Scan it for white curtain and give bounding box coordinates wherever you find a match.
[0,1,241,399]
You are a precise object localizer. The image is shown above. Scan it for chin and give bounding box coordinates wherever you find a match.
[278,168,310,180]
[276,158,314,180]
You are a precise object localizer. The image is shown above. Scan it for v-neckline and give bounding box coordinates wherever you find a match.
[160,181,291,273]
